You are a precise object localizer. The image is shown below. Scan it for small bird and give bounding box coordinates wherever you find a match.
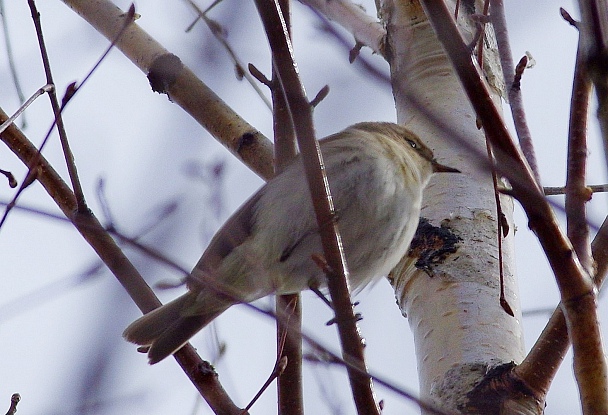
[123,122,459,364]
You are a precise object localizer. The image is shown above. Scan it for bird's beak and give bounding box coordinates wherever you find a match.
[432,160,460,173]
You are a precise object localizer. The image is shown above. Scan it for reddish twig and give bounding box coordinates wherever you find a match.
[565,25,594,275]
[270,0,304,415]
[269,2,304,414]
[578,0,608,177]
[490,0,541,184]
[254,1,380,413]
[27,0,87,211]
[517,19,595,399]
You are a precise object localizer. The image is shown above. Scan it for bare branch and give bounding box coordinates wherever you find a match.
[28,0,88,211]
[0,0,27,128]
[544,184,608,195]
[254,1,380,413]
[577,0,608,181]
[566,37,594,273]
[61,0,275,180]
[0,107,243,415]
[490,0,542,184]
[269,2,304,413]
[185,0,272,110]
[0,84,53,135]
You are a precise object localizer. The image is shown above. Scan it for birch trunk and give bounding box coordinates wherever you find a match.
[381,1,526,412]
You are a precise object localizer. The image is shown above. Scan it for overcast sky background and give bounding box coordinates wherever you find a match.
[1,0,607,414]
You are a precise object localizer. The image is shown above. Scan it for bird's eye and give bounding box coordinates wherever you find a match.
[406,139,417,149]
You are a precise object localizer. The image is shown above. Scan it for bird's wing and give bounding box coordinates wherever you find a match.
[189,191,263,281]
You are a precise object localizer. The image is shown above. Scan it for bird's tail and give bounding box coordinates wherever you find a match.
[123,291,232,364]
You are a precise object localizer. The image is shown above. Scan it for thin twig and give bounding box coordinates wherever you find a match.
[0,84,54,136]
[299,0,387,57]
[544,184,608,195]
[185,0,272,110]
[311,8,389,84]
[269,2,304,413]
[0,0,27,128]
[484,140,514,316]
[27,0,88,211]
[565,38,594,273]
[0,5,135,231]
[242,357,288,414]
[490,0,542,184]
[184,0,225,31]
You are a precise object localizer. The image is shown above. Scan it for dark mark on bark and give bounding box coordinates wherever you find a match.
[409,217,461,274]
[148,54,183,95]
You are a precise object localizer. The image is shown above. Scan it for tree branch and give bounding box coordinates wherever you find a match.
[254,1,380,413]
[565,36,593,273]
[270,2,304,413]
[516,214,608,396]
[184,0,272,111]
[576,0,608,174]
[0,107,243,415]
[514,20,595,397]
[61,0,275,180]
[28,0,87,211]
[490,0,541,184]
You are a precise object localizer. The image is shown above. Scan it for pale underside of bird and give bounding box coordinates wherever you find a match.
[123,122,458,364]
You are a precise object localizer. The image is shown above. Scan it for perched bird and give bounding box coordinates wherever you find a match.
[123,122,459,364]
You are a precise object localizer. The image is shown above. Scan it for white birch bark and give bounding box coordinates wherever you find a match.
[380,1,525,411]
